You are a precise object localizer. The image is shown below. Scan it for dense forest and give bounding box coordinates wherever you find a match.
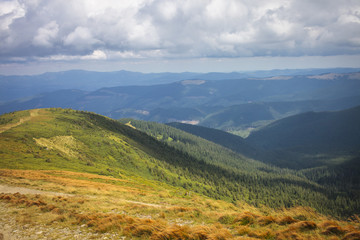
[119,118,360,218]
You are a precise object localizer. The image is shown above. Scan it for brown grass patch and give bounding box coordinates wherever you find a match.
[191,225,212,240]
[342,231,360,240]
[168,206,193,213]
[236,226,250,236]
[257,215,276,226]
[207,227,232,240]
[288,221,317,232]
[248,229,274,239]
[319,221,346,236]
[275,230,302,240]
[277,216,298,225]
[0,192,47,208]
[233,212,258,225]
[150,225,192,240]
[321,225,346,236]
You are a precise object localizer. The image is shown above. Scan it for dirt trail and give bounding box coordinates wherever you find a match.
[0,184,167,208]
[0,184,71,197]
[0,109,40,134]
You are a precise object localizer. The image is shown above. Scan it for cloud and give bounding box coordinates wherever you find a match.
[32,21,59,47]
[0,0,359,64]
[64,26,101,50]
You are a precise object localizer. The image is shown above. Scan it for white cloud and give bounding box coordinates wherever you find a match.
[64,26,100,50]
[36,49,107,61]
[32,21,59,47]
[0,0,25,30]
[0,0,359,64]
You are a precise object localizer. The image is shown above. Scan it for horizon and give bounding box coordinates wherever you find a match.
[1,63,360,77]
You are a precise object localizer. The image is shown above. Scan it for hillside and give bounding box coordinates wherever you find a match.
[2,170,360,240]
[1,108,359,217]
[119,118,360,217]
[167,116,360,207]
[199,96,360,132]
[247,106,360,155]
[1,109,360,239]
[167,122,258,158]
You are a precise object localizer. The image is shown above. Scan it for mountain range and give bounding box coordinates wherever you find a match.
[1,70,360,135]
[2,68,359,102]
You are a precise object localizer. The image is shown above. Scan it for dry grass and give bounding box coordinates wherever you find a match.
[342,231,360,240]
[288,221,317,232]
[277,215,298,225]
[233,212,258,225]
[1,169,359,240]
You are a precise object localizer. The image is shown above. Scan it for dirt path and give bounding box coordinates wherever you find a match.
[0,109,40,134]
[0,184,167,208]
[0,184,72,197]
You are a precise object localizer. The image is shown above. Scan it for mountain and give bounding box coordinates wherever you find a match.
[2,68,359,102]
[1,108,359,217]
[244,106,360,169]
[0,70,200,102]
[166,122,259,158]
[247,105,360,154]
[167,110,360,197]
[2,72,360,127]
[199,96,360,131]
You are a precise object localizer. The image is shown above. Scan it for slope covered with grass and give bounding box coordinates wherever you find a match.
[1,108,359,218]
[2,169,360,240]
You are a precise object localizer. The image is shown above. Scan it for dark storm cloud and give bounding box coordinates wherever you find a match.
[0,0,359,63]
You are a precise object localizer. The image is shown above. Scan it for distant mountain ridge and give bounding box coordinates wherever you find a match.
[1,70,360,138]
[247,105,360,154]
[1,68,359,102]
[2,71,360,119]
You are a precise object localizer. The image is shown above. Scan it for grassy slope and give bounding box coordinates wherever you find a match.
[1,169,360,240]
[1,108,360,239]
[1,109,359,217]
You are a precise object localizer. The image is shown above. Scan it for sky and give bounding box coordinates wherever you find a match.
[0,0,360,75]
